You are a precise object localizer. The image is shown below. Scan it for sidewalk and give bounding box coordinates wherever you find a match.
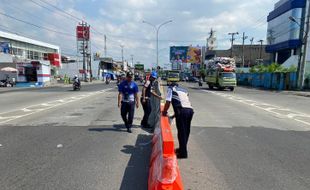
[238,85,310,98]
[0,80,105,94]
[281,90,310,97]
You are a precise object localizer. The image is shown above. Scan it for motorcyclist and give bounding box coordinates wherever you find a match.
[73,75,81,87]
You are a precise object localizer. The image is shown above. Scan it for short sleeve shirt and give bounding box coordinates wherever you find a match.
[118,80,139,102]
[166,86,192,109]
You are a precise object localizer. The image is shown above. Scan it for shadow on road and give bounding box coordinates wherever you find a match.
[181,125,310,190]
[119,134,152,190]
[88,124,144,133]
[89,124,128,133]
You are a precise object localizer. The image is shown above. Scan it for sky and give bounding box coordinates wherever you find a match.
[0,0,279,69]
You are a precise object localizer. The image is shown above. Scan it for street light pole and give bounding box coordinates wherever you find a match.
[120,45,124,64]
[289,3,310,90]
[142,20,173,69]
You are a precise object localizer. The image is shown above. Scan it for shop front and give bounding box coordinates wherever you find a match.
[16,60,51,86]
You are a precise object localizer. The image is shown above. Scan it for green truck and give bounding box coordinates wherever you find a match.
[167,70,180,85]
[206,57,237,91]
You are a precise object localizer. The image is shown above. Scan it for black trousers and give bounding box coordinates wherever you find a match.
[140,98,151,127]
[121,101,135,128]
[175,108,194,157]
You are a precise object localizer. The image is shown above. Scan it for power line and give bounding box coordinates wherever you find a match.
[4,1,74,35]
[0,11,76,38]
[29,0,78,24]
[37,0,82,22]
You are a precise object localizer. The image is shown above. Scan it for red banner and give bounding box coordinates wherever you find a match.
[48,53,61,67]
[76,26,90,41]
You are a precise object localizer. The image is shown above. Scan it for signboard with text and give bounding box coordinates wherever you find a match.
[76,26,90,41]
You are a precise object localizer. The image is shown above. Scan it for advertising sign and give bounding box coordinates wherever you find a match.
[134,64,144,71]
[170,46,189,63]
[76,26,90,41]
[0,42,10,53]
[187,46,202,64]
[48,53,61,67]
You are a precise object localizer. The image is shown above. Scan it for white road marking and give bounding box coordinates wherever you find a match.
[0,144,2,147]
[0,88,113,124]
[203,90,310,127]
[57,144,63,148]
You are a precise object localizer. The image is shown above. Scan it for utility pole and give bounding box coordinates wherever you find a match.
[120,45,124,64]
[104,35,107,57]
[82,21,87,82]
[131,54,134,67]
[258,40,264,60]
[249,37,254,67]
[88,40,93,82]
[242,32,248,67]
[298,1,310,90]
[228,32,239,58]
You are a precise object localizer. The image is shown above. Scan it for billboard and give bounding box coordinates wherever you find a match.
[76,26,90,41]
[170,46,188,63]
[134,64,144,71]
[187,46,202,64]
[0,42,10,53]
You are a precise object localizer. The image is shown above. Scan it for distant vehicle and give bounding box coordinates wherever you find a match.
[206,57,237,91]
[167,70,180,85]
[188,76,199,83]
[134,75,141,81]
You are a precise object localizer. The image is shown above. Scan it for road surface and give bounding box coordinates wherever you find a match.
[1,81,310,190]
[178,83,310,190]
[0,82,151,190]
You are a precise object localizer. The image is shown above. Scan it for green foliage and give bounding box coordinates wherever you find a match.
[249,63,297,73]
[199,68,206,78]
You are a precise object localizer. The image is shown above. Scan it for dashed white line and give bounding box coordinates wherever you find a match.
[203,90,310,127]
[0,88,113,124]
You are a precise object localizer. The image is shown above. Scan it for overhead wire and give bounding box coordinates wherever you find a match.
[0,11,76,38]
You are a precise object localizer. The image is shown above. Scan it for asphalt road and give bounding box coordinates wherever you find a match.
[2,81,310,190]
[0,82,152,190]
[177,83,310,190]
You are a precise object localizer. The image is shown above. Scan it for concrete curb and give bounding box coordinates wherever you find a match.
[237,86,310,98]
[0,81,106,94]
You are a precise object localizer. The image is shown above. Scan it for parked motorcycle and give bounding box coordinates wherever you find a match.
[0,80,14,87]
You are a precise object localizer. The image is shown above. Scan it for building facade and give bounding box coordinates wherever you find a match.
[206,45,271,67]
[0,31,61,85]
[266,0,306,64]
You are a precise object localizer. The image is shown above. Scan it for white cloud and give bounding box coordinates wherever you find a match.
[0,0,279,68]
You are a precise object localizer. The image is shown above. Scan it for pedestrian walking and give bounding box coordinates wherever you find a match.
[162,82,194,159]
[118,72,139,133]
[141,71,158,128]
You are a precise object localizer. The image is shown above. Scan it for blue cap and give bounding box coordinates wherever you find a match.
[151,71,158,79]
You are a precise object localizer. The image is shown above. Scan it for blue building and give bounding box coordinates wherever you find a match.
[266,0,307,64]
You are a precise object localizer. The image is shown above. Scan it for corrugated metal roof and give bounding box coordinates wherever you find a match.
[0,30,60,51]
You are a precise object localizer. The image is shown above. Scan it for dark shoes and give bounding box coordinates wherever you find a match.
[175,148,188,159]
[127,128,132,133]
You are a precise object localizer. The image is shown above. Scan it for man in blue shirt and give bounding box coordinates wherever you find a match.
[118,72,139,133]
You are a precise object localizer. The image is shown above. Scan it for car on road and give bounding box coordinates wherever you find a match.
[188,76,199,83]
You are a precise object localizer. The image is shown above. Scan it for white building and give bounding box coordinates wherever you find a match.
[0,30,61,86]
